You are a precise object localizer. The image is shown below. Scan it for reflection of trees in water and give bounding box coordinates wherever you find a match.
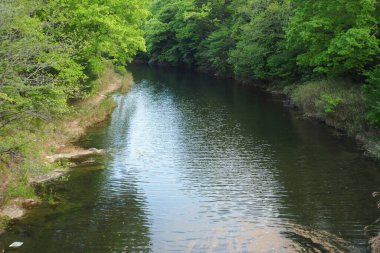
[128,64,283,221]
[272,112,380,249]
[176,106,282,222]
[73,96,152,253]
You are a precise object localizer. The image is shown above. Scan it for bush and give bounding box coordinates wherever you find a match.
[291,79,367,134]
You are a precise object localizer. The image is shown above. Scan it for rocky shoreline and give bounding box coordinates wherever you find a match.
[0,67,132,234]
[0,148,108,223]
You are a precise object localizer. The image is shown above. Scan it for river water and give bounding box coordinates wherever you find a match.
[1,65,380,252]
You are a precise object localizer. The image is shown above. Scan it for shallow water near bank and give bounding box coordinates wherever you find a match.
[1,65,380,252]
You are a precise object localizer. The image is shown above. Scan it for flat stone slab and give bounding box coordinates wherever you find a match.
[46,148,106,162]
[29,169,67,185]
[0,198,41,220]
[21,199,42,209]
[1,206,25,220]
[370,235,380,253]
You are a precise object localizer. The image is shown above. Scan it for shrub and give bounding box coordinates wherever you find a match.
[291,79,367,134]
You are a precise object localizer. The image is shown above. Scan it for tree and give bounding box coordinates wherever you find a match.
[286,0,379,77]
[44,0,149,76]
[0,0,150,158]
[227,0,292,80]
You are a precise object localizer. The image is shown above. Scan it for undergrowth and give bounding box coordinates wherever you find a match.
[288,79,380,158]
[0,62,133,210]
[290,79,368,135]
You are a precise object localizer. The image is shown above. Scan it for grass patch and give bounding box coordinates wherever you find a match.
[2,183,35,203]
[79,98,117,128]
[290,79,368,135]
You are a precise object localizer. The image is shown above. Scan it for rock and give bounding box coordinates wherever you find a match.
[9,242,23,248]
[21,199,41,209]
[81,159,97,165]
[1,205,25,220]
[88,148,105,154]
[284,99,297,109]
[46,148,106,162]
[68,162,77,167]
[0,198,41,221]
[355,133,367,143]
[29,169,67,185]
[370,235,380,253]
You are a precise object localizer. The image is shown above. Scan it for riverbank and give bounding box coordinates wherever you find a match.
[282,79,380,160]
[0,63,133,230]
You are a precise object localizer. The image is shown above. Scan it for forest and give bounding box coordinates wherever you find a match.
[143,0,380,129]
[0,0,149,201]
[0,0,380,208]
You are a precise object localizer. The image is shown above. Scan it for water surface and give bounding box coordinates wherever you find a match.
[1,65,380,252]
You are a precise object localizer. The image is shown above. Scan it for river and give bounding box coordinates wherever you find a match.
[1,65,379,252]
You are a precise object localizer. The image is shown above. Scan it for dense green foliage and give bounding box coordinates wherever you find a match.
[0,0,149,178]
[0,0,379,198]
[144,0,380,125]
[287,0,378,76]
